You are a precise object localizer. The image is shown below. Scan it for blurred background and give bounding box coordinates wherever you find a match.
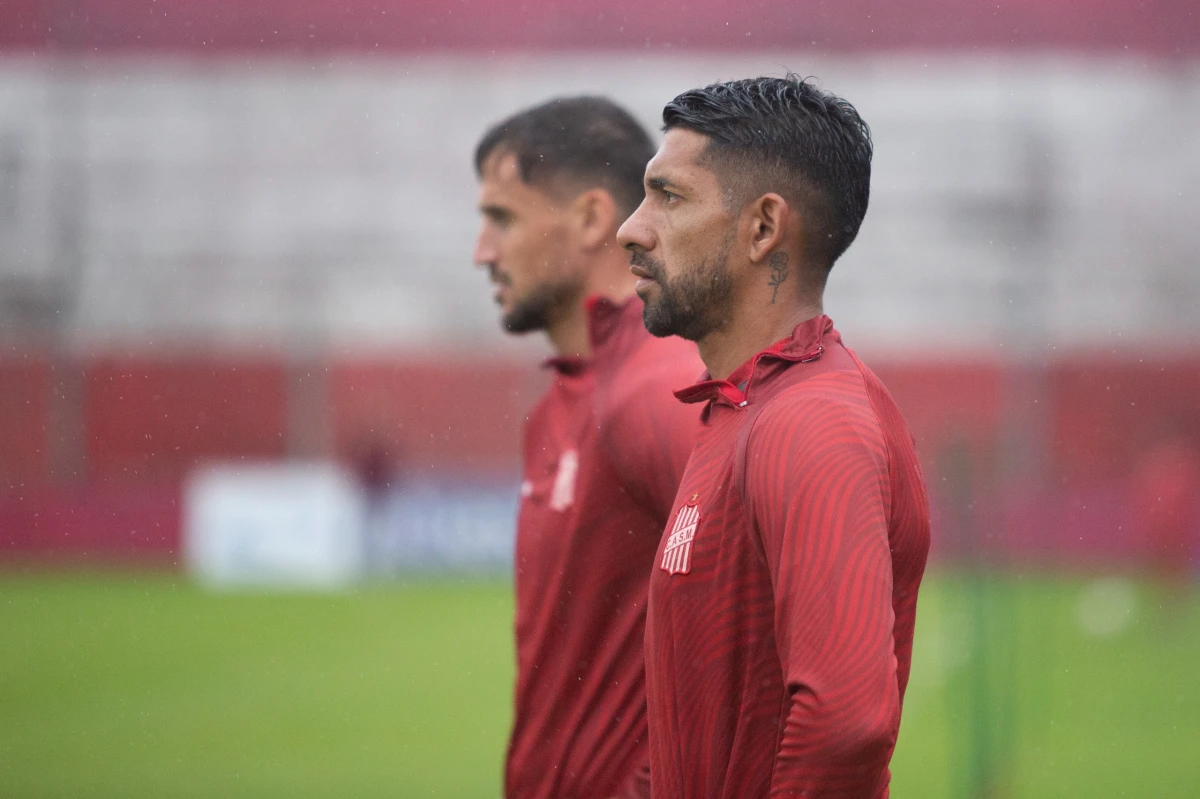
[2,1,1199,796]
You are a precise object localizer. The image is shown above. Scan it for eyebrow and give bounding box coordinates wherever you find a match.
[646,175,683,193]
[480,203,512,219]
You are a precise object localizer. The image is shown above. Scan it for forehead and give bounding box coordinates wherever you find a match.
[480,148,519,180]
[478,149,562,208]
[479,150,526,194]
[646,128,716,183]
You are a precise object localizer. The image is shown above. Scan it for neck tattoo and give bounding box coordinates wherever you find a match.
[768,251,790,304]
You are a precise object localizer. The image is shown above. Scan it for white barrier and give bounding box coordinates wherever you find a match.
[184,462,519,586]
[184,462,367,589]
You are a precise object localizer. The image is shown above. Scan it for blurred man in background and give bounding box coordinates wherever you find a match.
[1132,433,1200,612]
[617,76,931,798]
[473,97,702,799]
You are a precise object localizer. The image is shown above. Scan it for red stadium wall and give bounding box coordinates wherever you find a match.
[3,350,1200,567]
[0,482,181,565]
[1,0,1196,55]
[0,353,51,489]
[330,359,544,476]
[1048,359,1200,482]
[86,356,290,481]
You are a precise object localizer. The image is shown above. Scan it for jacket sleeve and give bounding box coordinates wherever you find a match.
[744,378,900,797]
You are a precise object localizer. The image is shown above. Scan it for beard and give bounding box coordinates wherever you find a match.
[498,272,583,334]
[632,231,735,342]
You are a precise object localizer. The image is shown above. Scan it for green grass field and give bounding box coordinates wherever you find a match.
[2,572,1198,798]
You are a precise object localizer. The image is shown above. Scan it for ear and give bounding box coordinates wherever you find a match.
[745,193,790,264]
[571,188,619,251]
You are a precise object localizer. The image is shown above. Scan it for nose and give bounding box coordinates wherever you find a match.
[616,201,654,253]
[473,225,497,269]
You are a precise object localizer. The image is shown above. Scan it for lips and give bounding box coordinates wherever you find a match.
[629,253,662,283]
[488,269,511,305]
[630,256,662,298]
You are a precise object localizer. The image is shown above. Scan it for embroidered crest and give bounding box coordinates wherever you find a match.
[549,450,578,511]
[660,497,701,575]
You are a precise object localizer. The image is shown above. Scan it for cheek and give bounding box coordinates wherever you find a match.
[505,226,560,285]
[669,213,723,261]
[659,225,697,270]
[533,221,572,269]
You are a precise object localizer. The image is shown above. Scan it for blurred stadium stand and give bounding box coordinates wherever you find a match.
[1,0,1198,570]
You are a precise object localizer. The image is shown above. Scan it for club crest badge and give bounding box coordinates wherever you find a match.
[660,494,701,575]
[549,449,579,511]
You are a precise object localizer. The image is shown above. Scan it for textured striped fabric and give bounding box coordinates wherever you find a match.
[645,315,930,798]
[507,296,702,799]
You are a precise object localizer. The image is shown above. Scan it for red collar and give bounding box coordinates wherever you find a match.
[542,295,641,375]
[674,315,835,408]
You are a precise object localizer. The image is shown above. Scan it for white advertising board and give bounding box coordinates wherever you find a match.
[184,462,366,589]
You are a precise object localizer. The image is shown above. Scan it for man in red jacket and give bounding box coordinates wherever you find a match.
[617,76,931,798]
[473,97,702,799]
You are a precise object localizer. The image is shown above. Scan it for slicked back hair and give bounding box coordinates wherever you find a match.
[475,96,655,217]
[662,75,873,270]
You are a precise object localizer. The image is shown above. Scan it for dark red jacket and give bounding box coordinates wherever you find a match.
[506,296,702,799]
[645,315,930,798]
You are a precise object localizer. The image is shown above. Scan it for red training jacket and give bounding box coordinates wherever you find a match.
[645,315,931,798]
[506,295,702,799]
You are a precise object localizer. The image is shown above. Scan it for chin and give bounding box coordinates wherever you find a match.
[502,303,549,335]
[640,303,678,339]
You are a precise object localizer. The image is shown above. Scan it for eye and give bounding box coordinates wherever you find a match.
[662,189,680,204]
[485,208,513,228]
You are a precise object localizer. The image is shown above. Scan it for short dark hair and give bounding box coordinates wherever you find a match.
[475,96,654,216]
[662,75,873,270]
